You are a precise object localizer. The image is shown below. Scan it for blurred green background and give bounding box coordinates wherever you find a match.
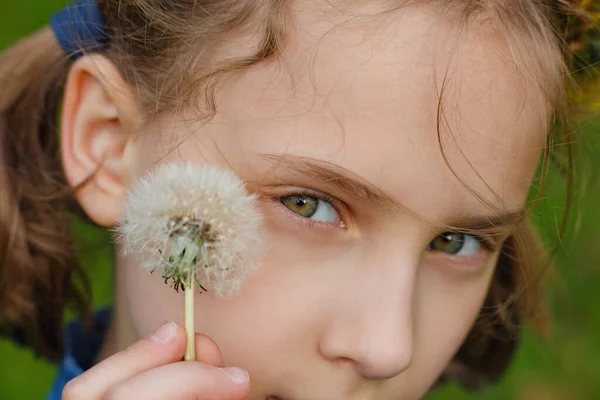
[1,1,599,399]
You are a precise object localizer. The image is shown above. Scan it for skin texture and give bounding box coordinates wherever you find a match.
[60,3,547,400]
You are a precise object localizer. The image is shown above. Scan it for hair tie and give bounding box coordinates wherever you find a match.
[50,0,107,60]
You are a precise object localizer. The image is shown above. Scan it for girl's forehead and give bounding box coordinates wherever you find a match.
[157,3,546,220]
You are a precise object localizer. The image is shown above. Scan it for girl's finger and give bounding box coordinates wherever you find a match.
[63,321,186,400]
[195,332,224,367]
[105,361,250,400]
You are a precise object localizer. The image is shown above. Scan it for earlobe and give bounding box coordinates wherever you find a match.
[61,54,140,227]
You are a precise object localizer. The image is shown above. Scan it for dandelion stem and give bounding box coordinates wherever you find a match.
[184,271,196,361]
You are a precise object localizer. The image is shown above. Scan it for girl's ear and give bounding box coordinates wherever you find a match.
[61,54,142,227]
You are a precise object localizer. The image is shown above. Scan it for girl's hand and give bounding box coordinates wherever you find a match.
[62,322,250,400]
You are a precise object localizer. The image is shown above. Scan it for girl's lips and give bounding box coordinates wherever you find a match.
[266,397,285,400]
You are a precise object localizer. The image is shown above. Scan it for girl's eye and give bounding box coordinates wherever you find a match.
[428,232,481,256]
[280,195,340,223]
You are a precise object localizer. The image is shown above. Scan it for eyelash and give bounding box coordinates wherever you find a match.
[270,188,348,230]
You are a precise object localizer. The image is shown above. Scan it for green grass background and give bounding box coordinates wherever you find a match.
[1,2,599,399]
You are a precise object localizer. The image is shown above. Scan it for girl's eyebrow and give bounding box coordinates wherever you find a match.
[258,153,525,231]
[443,210,526,232]
[258,153,398,209]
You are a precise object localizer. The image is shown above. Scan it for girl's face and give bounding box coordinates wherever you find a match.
[99,4,545,400]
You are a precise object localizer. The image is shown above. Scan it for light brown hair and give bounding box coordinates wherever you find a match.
[0,0,590,390]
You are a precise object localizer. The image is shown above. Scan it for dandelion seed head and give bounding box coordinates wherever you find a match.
[115,163,264,298]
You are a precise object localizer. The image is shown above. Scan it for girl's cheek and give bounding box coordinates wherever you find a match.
[411,256,497,388]
[186,238,333,368]
[122,255,186,338]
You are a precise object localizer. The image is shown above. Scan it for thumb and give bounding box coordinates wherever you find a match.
[63,321,187,399]
[195,333,224,367]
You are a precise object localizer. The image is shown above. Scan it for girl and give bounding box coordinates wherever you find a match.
[0,0,588,399]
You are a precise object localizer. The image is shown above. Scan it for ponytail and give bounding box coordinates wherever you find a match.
[0,27,91,360]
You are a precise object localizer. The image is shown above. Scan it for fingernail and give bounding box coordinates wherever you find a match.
[219,367,249,384]
[151,321,177,343]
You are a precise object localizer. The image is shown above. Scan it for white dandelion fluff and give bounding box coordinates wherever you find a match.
[116,162,264,298]
[115,162,264,361]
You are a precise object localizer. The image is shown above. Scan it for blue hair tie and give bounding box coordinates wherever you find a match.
[50,0,107,60]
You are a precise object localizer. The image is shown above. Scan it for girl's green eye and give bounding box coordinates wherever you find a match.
[428,233,481,256]
[280,195,339,223]
[281,195,318,217]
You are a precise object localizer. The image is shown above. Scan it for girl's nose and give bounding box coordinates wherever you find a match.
[317,244,418,380]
